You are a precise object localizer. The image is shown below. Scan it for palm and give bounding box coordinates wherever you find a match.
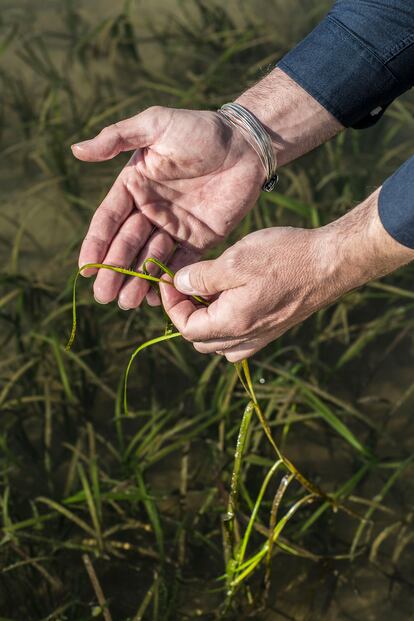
[73,107,262,308]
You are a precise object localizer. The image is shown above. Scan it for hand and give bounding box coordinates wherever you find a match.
[72,106,264,308]
[159,190,414,362]
[159,227,340,362]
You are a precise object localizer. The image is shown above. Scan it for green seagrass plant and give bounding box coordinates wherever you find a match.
[65,259,382,613]
[1,0,414,619]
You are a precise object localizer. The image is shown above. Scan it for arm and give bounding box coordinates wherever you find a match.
[159,177,414,362]
[158,0,414,359]
[277,0,414,129]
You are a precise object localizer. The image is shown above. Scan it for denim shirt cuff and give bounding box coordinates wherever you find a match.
[277,16,402,129]
[378,156,414,249]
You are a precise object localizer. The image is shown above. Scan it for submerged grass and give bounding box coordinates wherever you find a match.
[64,260,404,612]
[1,0,414,619]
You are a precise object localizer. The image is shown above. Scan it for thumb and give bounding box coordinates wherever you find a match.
[174,258,231,297]
[71,106,171,162]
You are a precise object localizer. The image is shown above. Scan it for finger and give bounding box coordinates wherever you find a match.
[140,230,174,307]
[225,348,256,363]
[146,289,161,307]
[118,230,175,310]
[223,337,272,363]
[71,107,171,162]
[159,275,196,336]
[167,246,201,274]
[174,257,231,297]
[144,245,202,308]
[192,336,247,354]
[92,211,153,304]
[144,236,180,307]
[160,278,233,341]
[79,176,134,277]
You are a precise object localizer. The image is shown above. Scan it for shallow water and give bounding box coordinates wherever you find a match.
[1,1,414,620]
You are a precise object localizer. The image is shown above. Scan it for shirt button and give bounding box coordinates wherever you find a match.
[370,106,382,116]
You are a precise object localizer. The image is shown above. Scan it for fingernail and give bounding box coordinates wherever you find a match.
[80,269,93,278]
[147,297,161,307]
[94,295,108,305]
[118,301,130,311]
[175,269,196,294]
[71,140,89,150]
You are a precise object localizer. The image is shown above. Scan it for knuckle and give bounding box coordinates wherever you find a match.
[220,249,238,274]
[83,232,106,250]
[101,206,123,227]
[118,232,140,254]
[101,124,115,137]
[180,325,193,342]
[141,106,166,130]
[236,312,254,335]
[145,105,163,115]
[139,106,172,144]
[191,268,208,292]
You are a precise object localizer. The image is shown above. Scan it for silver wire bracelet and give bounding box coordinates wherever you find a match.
[217,102,278,192]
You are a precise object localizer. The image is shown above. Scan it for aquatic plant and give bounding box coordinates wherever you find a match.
[64,260,389,612]
[1,0,414,618]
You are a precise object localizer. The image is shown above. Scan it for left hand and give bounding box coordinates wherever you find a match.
[159,225,349,362]
[71,106,264,309]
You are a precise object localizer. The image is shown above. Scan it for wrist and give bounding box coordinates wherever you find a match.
[216,112,267,190]
[218,103,278,191]
[235,68,342,167]
[323,189,414,293]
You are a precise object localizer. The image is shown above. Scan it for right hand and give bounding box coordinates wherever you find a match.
[72,106,264,309]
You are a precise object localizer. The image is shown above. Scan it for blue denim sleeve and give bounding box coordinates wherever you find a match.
[379,156,414,249]
[278,0,414,129]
